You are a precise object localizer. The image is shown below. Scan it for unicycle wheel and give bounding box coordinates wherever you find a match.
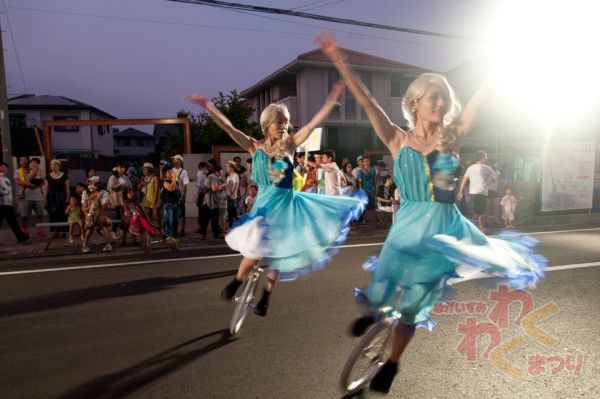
[340,317,393,393]
[229,274,259,336]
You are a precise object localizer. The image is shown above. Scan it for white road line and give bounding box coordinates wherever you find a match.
[545,261,600,271]
[0,227,598,277]
[529,227,600,235]
[1,249,600,277]
[0,254,242,276]
[0,243,387,276]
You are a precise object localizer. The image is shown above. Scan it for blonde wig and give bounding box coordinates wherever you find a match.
[401,73,462,152]
[259,103,293,184]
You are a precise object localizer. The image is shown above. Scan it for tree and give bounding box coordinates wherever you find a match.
[162,90,259,156]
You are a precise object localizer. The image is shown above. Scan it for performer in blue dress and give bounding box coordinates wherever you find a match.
[187,84,365,316]
[317,33,545,393]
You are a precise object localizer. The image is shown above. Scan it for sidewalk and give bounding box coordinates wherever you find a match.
[0,217,391,261]
[1,212,599,261]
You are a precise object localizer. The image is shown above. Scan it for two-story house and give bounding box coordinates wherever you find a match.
[240,48,431,161]
[8,94,115,159]
[113,127,155,163]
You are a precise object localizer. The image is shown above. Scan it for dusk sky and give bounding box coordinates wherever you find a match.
[3,0,496,125]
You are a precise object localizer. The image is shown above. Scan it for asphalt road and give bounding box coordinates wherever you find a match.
[0,227,599,398]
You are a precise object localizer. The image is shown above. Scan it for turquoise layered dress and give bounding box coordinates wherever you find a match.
[225,149,365,280]
[362,146,546,330]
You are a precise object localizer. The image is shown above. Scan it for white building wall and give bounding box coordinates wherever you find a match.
[90,111,114,157]
[32,109,114,157]
[42,109,92,153]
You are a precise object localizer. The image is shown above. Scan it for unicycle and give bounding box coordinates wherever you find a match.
[229,263,265,336]
[339,315,397,393]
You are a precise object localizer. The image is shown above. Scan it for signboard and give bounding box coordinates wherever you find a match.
[541,141,595,211]
[296,127,322,153]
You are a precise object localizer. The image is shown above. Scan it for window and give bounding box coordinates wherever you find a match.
[53,116,79,132]
[9,113,26,130]
[359,71,372,92]
[345,90,356,120]
[391,77,409,98]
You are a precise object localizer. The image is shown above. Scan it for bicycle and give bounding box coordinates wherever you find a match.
[339,289,402,394]
[229,262,265,336]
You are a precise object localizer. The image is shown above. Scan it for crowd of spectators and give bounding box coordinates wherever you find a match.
[0,150,512,252]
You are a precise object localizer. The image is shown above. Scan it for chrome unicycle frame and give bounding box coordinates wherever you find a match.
[229,263,264,336]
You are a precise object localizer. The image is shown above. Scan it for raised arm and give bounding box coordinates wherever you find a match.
[316,32,405,154]
[451,78,490,150]
[291,82,344,148]
[187,94,255,153]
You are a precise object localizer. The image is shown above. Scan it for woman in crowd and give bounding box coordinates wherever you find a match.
[108,162,132,238]
[160,165,181,238]
[187,82,364,317]
[139,162,160,224]
[317,33,545,394]
[342,162,356,189]
[46,159,70,238]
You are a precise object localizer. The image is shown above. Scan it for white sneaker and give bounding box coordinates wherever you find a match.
[103,244,114,252]
[82,246,91,253]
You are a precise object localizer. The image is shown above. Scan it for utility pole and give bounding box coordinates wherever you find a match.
[0,20,13,174]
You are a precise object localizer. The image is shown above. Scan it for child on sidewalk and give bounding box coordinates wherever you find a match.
[500,187,517,228]
[120,189,140,247]
[65,195,84,243]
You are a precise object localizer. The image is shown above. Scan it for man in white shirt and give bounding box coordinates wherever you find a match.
[320,149,346,195]
[458,150,495,233]
[171,154,190,236]
[352,155,364,181]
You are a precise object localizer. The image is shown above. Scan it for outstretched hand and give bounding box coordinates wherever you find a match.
[315,31,343,63]
[327,81,345,103]
[185,93,209,108]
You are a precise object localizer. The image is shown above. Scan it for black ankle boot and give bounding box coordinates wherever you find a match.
[369,361,398,394]
[349,315,377,337]
[221,278,242,300]
[254,289,270,316]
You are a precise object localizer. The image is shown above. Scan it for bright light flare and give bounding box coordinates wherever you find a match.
[487,0,600,123]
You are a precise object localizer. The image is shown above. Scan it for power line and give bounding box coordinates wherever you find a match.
[167,0,479,41]
[301,0,350,12]
[292,0,349,12]
[8,5,465,50]
[6,6,326,38]
[1,1,28,94]
[291,0,333,12]
[227,8,464,50]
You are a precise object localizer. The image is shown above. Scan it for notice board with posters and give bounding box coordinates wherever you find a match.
[541,141,595,211]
